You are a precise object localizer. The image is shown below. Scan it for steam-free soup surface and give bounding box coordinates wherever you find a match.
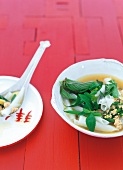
[78,74,123,88]
[60,74,123,134]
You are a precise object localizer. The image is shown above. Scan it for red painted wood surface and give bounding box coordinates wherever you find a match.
[0,0,123,170]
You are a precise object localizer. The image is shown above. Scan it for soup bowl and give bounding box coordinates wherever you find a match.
[51,58,123,138]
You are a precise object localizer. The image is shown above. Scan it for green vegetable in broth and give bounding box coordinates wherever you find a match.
[60,76,123,132]
[86,113,96,132]
[61,78,102,94]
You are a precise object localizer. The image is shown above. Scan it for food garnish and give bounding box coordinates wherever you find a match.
[0,88,24,117]
[60,77,123,132]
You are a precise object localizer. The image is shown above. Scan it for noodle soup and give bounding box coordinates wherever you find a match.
[60,74,123,133]
[51,59,123,138]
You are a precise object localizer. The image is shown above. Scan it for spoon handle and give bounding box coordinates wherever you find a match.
[19,41,51,88]
[0,41,50,95]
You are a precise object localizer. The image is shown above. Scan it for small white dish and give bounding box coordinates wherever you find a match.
[51,58,123,138]
[0,76,43,147]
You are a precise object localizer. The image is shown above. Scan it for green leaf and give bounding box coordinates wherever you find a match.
[62,78,98,94]
[0,95,9,102]
[89,80,103,91]
[11,94,17,102]
[86,113,96,132]
[112,101,120,106]
[69,92,94,109]
[64,108,101,116]
[64,110,83,115]
[68,95,83,107]
[60,86,77,100]
[104,118,115,123]
[111,86,119,98]
[105,80,119,98]
[78,93,93,110]
[83,108,101,116]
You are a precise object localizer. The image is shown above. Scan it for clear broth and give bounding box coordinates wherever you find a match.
[78,74,123,88]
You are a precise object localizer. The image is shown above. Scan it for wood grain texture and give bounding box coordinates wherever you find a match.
[0,0,123,170]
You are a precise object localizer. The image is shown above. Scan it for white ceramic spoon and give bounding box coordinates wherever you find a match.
[0,41,50,116]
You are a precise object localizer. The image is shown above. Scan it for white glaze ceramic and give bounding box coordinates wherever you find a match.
[51,59,123,138]
[0,76,43,147]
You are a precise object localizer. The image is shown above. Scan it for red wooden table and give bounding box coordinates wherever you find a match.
[0,0,123,170]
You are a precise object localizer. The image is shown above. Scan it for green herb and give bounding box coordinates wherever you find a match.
[105,80,119,98]
[60,86,77,100]
[67,95,83,107]
[11,94,16,102]
[78,93,93,110]
[64,110,83,115]
[82,108,101,116]
[86,113,96,132]
[64,108,101,116]
[0,95,9,102]
[104,118,115,123]
[60,77,121,132]
[89,80,103,91]
[62,78,102,94]
[112,101,120,106]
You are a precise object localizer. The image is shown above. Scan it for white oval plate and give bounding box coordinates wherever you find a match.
[0,76,43,147]
[51,59,123,138]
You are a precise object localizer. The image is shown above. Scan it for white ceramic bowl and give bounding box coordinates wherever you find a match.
[51,58,123,138]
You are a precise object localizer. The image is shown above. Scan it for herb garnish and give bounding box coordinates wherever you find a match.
[60,77,123,132]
